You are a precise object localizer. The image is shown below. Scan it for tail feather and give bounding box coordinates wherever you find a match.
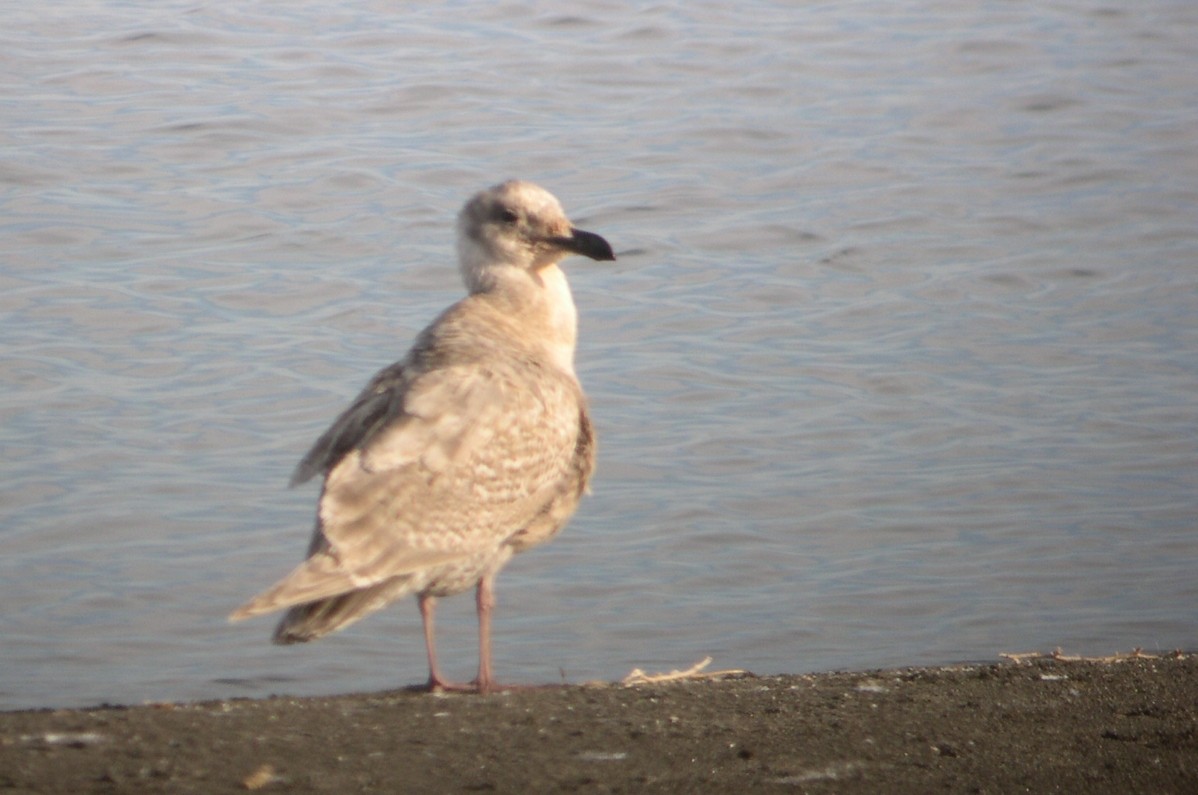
[227,556,367,623]
[272,578,418,643]
[229,547,462,623]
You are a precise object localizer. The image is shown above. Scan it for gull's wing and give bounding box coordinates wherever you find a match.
[289,361,408,488]
[230,356,584,620]
[317,360,583,566]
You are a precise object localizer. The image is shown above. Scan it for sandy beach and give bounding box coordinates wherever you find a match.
[2,653,1193,793]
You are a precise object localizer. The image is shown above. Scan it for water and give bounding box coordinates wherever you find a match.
[2,0,1196,710]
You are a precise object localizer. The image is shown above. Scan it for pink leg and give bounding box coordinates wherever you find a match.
[475,573,497,694]
[419,593,464,692]
[418,577,508,694]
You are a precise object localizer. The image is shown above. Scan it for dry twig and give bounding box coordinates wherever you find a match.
[621,656,748,686]
[1000,647,1186,665]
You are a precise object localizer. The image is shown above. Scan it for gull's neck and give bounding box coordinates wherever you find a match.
[465,260,579,377]
[535,263,579,375]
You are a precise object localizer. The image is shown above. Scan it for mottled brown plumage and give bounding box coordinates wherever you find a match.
[230,180,613,692]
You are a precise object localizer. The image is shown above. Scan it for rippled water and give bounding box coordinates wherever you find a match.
[3,1,1196,709]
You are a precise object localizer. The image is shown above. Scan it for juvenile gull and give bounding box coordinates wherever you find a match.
[230,180,614,693]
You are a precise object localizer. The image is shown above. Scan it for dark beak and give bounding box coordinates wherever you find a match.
[552,228,616,262]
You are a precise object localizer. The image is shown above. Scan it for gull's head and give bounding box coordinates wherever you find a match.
[456,180,615,293]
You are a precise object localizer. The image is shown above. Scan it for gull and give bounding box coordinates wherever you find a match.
[230,180,614,693]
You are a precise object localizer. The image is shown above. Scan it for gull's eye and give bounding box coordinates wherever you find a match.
[497,208,519,225]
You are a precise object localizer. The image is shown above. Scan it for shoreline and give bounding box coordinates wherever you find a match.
[2,654,1194,793]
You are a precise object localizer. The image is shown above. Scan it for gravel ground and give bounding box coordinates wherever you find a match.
[2,655,1194,793]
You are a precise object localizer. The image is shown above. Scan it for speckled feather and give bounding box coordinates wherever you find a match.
[229,181,610,654]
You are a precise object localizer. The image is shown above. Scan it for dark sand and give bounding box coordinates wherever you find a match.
[2,655,1194,793]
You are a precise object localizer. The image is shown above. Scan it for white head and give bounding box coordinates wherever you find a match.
[455,180,614,294]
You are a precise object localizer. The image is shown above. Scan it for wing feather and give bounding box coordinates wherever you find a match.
[290,362,407,486]
[234,297,590,629]
[318,361,579,559]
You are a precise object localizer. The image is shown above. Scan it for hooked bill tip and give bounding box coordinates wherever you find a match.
[559,228,616,262]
